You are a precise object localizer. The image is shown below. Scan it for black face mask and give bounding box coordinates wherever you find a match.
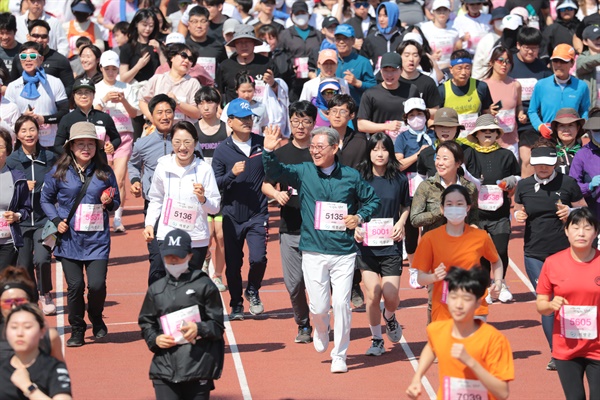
[74,12,89,23]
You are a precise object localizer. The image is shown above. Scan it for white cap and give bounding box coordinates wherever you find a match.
[431,0,451,11]
[403,32,423,46]
[404,97,427,114]
[165,32,186,45]
[99,50,120,68]
[254,42,271,53]
[510,6,529,25]
[501,14,522,31]
[556,0,578,10]
[223,19,239,35]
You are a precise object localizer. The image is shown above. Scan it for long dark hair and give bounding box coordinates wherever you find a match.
[128,9,160,47]
[53,141,111,182]
[357,132,401,181]
[483,45,514,79]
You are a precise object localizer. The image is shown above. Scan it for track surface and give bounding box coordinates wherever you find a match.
[45,191,566,399]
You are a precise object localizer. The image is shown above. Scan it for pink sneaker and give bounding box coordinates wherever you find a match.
[41,294,56,316]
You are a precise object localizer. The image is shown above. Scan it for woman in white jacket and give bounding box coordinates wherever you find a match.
[143,121,221,270]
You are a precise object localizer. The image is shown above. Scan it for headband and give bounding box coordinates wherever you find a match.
[450,58,473,66]
[0,282,34,299]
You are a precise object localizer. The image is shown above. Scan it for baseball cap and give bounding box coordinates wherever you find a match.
[510,6,529,25]
[403,32,423,45]
[223,19,240,35]
[99,50,120,68]
[334,24,355,38]
[227,98,255,118]
[226,24,263,47]
[71,0,94,14]
[380,52,401,69]
[501,14,522,31]
[318,49,338,64]
[551,43,576,61]
[254,42,271,53]
[491,6,508,21]
[291,0,309,14]
[556,0,578,10]
[530,146,558,166]
[583,25,600,41]
[161,229,192,259]
[165,32,186,45]
[65,122,99,146]
[404,97,426,114]
[73,77,95,92]
[431,0,450,11]
[322,16,339,29]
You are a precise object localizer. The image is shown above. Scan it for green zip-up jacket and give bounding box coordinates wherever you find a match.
[263,150,380,255]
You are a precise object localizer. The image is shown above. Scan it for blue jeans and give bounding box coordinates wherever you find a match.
[524,256,554,350]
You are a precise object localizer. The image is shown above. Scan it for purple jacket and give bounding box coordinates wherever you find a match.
[569,141,600,215]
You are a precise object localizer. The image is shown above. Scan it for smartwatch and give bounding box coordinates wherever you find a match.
[27,383,38,396]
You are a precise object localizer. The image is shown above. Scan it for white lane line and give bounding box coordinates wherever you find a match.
[399,335,437,399]
[508,258,535,295]
[55,261,65,355]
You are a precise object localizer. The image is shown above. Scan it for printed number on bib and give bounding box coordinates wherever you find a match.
[496,109,516,133]
[363,218,394,246]
[444,376,488,400]
[196,57,216,80]
[163,198,197,231]
[516,78,537,102]
[314,201,347,231]
[560,305,598,340]
[478,185,504,211]
[458,113,478,137]
[74,204,104,231]
[107,109,133,132]
[0,213,10,239]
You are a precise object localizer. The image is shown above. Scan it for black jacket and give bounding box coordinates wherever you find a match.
[10,47,75,97]
[338,127,368,170]
[6,143,58,229]
[346,16,378,40]
[540,17,580,59]
[360,28,405,68]
[138,270,225,382]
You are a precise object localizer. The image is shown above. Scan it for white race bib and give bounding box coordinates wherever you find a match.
[560,305,598,340]
[314,201,347,231]
[163,198,197,231]
[106,109,134,132]
[443,376,489,400]
[496,108,516,133]
[38,124,54,148]
[0,213,11,239]
[74,204,104,231]
[253,80,267,103]
[407,172,425,197]
[95,126,107,142]
[516,78,537,102]
[196,57,216,80]
[174,96,187,121]
[458,113,478,137]
[294,57,309,79]
[478,185,504,211]
[363,218,394,247]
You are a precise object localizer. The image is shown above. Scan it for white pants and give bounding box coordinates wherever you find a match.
[302,251,356,360]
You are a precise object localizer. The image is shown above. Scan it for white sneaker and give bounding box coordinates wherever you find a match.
[365,338,385,356]
[498,282,513,303]
[113,217,126,232]
[41,294,56,316]
[409,268,424,289]
[212,276,226,292]
[485,288,493,305]
[331,357,348,373]
[313,327,330,353]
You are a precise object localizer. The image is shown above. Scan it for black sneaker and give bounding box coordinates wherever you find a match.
[230,305,244,321]
[295,326,313,343]
[92,321,108,339]
[244,290,264,315]
[547,357,557,371]
[66,331,85,347]
[351,284,364,308]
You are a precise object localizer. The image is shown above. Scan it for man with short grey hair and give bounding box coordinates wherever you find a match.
[263,125,380,374]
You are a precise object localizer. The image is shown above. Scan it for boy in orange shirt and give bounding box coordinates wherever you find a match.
[407,267,514,400]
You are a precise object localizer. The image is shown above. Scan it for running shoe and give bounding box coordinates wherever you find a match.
[547,358,557,371]
[382,311,403,343]
[244,289,264,315]
[41,293,56,316]
[485,291,494,305]
[66,331,85,347]
[498,282,514,303]
[92,321,108,339]
[409,268,424,289]
[113,217,126,233]
[365,338,386,356]
[331,357,348,373]
[313,326,330,353]
[202,252,211,273]
[295,325,313,343]
[229,305,244,321]
[351,284,364,308]
[212,276,226,292]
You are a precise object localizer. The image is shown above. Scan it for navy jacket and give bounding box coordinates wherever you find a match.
[7,144,58,229]
[40,162,120,261]
[1,167,32,248]
[212,134,267,223]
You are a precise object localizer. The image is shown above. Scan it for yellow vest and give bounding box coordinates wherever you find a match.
[444,78,481,115]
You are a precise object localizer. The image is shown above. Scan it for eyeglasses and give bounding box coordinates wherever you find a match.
[75,142,97,149]
[188,18,209,25]
[309,144,331,153]
[322,89,338,96]
[178,52,193,61]
[290,118,314,127]
[19,53,38,60]
[173,140,195,148]
[354,1,369,8]
[328,108,350,117]
[30,33,49,39]
[75,90,93,97]
[495,57,511,65]
[520,44,539,53]
[0,298,28,310]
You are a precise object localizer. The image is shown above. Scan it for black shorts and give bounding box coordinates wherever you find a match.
[518,128,541,147]
[356,254,403,277]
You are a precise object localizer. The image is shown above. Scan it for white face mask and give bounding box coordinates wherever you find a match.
[292,14,310,27]
[164,260,189,279]
[408,114,427,131]
[444,206,468,224]
[494,20,503,31]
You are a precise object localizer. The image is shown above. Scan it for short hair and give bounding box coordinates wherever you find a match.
[189,5,210,19]
[75,35,93,49]
[28,19,50,33]
[327,94,357,115]
[0,13,17,32]
[0,128,13,155]
[566,207,600,232]
[289,100,317,120]
[257,24,279,40]
[396,39,433,73]
[112,21,129,34]
[311,126,339,146]
[531,137,556,149]
[20,41,42,54]
[166,43,197,68]
[450,49,472,61]
[444,266,489,300]
[149,94,176,115]
[436,140,464,164]
[204,0,225,7]
[194,86,222,105]
[171,121,199,142]
[236,0,253,14]
[14,115,40,138]
[441,184,472,206]
[517,27,543,46]
[5,303,46,330]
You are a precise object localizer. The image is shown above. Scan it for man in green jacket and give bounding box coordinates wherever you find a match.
[263,125,379,374]
[576,25,600,109]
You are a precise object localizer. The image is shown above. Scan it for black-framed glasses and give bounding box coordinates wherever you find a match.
[19,53,38,60]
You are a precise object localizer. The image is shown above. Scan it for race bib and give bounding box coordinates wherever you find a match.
[496,108,516,133]
[516,78,537,102]
[74,204,104,231]
[163,198,198,231]
[433,38,454,65]
[0,213,11,239]
[478,185,504,211]
[363,218,394,247]
[95,126,106,142]
[407,172,424,197]
[443,376,489,400]
[560,305,598,340]
[196,57,216,80]
[294,57,309,79]
[314,201,347,231]
[385,120,408,142]
[174,96,187,121]
[374,55,382,75]
[458,113,478,137]
[106,109,134,132]
[38,124,54,148]
[253,80,267,103]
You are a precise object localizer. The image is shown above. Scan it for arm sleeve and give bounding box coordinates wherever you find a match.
[47,361,72,397]
[128,141,143,184]
[261,149,301,187]
[576,52,600,76]
[201,165,221,215]
[356,90,373,120]
[482,230,500,263]
[144,163,165,227]
[14,179,32,221]
[53,116,70,155]
[197,283,226,340]
[355,177,380,222]
[424,78,443,108]
[40,169,60,223]
[359,61,377,92]
[527,82,543,128]
[486,333,515,382]
[569,152,593,197]
[412,232,434,273]
[579,84,591,119]
[212,149,238,190]
[410,182,442,227]
[138,289,162,353]
[45,99,69,126]
[477,81,494,111]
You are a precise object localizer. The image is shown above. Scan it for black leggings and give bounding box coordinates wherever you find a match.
[152,379,213,400]
[17,227,52,302]
[404,220,419,254]
[555,358,600,400]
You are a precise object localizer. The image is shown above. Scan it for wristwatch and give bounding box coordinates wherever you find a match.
[15,212,21,222]
[356,214,364,225]
[27,383,38,397]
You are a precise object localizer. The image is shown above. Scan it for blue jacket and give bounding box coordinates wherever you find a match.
[212,134,268,222]
[40,163,120,261]
[336,51,377,105]
[1,166,32,248]
[263,150,380,255]
[528,75,590,130]
[6,144,58,229]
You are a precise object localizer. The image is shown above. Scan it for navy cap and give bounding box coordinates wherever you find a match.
[381,52,401,69]
[322,16,339,29]
[291,1,309,14]
[491,6,508,20]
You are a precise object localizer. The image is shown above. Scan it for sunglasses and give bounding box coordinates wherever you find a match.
[30,33,49,39]
[178,52,193,61]
[19,53,39,60]
[495,57,511,65]
[559,7,576,11]
[322,89,338,96]
[354,1,369,7]
[0,297,28,310]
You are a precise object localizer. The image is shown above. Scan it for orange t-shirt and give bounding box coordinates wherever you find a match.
[413,225,500,321]
[428,319,515,400]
